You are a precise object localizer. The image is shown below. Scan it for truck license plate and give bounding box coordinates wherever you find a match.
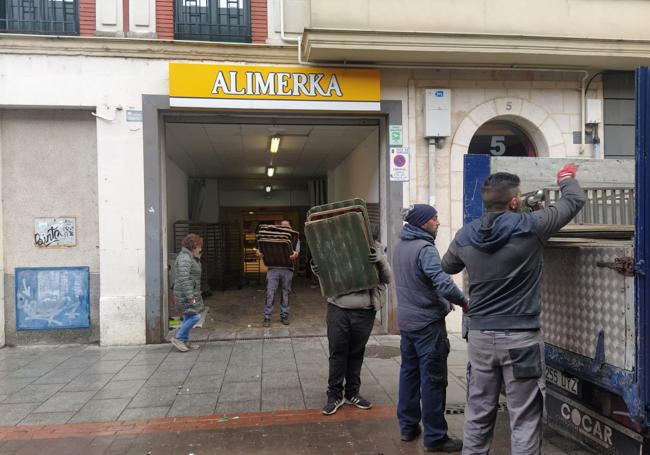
[546,366,579,395]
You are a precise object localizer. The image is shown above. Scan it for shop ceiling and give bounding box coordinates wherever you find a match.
[165,122,378,180]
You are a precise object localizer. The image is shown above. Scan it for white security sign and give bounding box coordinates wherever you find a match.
[390,147,410,182]
[34,218,76,248]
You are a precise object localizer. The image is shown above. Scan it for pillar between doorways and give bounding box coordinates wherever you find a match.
[0,120,5,348]
[96,106,147,346]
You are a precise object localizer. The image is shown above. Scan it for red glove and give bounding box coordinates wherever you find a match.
[557,163,577,184]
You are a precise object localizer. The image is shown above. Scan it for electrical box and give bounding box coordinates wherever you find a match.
[425,89,451,138]
[586,99,603,124]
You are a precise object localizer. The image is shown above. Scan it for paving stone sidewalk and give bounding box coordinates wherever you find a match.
[0,334,594,454]
[0,334,466,426]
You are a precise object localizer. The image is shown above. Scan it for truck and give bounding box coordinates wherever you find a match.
[461,67,650,454]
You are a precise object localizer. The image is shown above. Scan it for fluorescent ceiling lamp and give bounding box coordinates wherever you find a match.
[266,166,275,177]
[270,136,281,154]
[265,184,272,193]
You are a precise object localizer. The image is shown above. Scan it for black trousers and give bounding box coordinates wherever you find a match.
[326,304,376,401]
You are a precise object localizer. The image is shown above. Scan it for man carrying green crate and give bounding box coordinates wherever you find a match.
[259,219,300,327]
[311,224,392,416]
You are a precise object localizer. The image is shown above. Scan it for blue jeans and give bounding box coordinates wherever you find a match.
[397,320,450,447]
[264,268,293,318]
[176,313,201,342]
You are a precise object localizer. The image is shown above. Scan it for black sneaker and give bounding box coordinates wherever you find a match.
[281,316,290,325]
[345,395,372,409]
[401,425,421,442]
[263,318,271,328]
[321,398,344,415]
[424,436,463,453]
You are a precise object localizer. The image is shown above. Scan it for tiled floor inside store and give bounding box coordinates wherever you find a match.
[188,278,386,341]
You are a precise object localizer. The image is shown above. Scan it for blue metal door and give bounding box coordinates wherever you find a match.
[635,67,650,426]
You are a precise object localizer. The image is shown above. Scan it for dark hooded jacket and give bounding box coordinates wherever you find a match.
[393,223,467,332]
[442,178,585,330]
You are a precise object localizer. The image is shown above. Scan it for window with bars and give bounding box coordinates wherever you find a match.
[174,0,251,43]
[0,0,79,35]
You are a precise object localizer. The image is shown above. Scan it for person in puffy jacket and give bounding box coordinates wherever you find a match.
[171,233,205,352]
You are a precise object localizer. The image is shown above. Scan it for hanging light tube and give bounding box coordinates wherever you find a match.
[266,166,275,177]
[265,184,272,193]
[270,136,281,154]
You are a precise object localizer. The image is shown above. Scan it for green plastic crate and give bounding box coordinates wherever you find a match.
[307,198,368,218]
[305,211,379,298]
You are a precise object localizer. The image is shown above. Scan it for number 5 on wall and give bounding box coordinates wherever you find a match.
[490,136,506,156]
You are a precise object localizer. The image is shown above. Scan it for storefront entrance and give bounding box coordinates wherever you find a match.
[143,104,404,343]
[162,115,385,341]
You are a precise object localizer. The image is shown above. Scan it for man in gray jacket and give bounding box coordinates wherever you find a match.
[312,225,392,416]
[393,204,467,453]
[442,164,585,455]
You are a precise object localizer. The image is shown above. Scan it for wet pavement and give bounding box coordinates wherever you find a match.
[0,333,597,454]
[0,334,443,425]
[0,405,594,454]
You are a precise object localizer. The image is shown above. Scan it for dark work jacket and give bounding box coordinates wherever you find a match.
[442,178,585,330]
[393,224,467,332]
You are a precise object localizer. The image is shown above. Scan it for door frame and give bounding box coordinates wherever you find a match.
[143,95,403,343]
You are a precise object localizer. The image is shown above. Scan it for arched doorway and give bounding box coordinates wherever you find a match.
[468,120,537,157]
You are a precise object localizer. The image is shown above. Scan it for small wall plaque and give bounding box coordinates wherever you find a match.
[34,218,76,248]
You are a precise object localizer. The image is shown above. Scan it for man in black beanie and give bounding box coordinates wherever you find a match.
[393,204,467,453]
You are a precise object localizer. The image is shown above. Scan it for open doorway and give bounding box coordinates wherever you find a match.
[162,116,385,341]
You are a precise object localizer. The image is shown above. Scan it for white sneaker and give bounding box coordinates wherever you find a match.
[186,341,201,350]
[171,337,189,352]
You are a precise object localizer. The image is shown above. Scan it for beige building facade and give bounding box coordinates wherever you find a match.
[0,0,647,345]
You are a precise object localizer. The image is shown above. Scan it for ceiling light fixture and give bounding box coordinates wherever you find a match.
[270,136,281,154]
[266,166,275,177]
[265,184,272,193]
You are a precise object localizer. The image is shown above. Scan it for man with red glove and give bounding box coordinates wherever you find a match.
[442,164,585,454]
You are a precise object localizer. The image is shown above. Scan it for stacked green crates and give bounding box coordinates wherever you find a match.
[305,199,379,298]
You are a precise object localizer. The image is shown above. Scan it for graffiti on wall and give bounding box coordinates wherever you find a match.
[34,218,76,247]
[15,267,90,330]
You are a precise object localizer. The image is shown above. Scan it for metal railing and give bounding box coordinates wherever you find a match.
[1,0,79,35]
[545,187,635,225]
[174,0,251,43]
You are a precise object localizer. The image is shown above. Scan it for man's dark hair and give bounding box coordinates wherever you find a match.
[481,172,521,211]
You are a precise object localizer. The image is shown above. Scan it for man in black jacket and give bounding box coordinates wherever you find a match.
[442,164,585,455]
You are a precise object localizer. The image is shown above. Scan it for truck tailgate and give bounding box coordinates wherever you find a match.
[541,240,635,372]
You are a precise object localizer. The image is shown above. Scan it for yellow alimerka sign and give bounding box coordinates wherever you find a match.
[169,63,381,111]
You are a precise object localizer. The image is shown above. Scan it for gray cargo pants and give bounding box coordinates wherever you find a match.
[463,330,545,455]
[264,268,293,319]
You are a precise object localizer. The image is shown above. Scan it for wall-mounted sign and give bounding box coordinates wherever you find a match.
[16,267,90,330]
[126,110,143,122]
[34,218,76,248]
[390,147,410,182]
[389,125,403,146]
[169,63,381,111]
